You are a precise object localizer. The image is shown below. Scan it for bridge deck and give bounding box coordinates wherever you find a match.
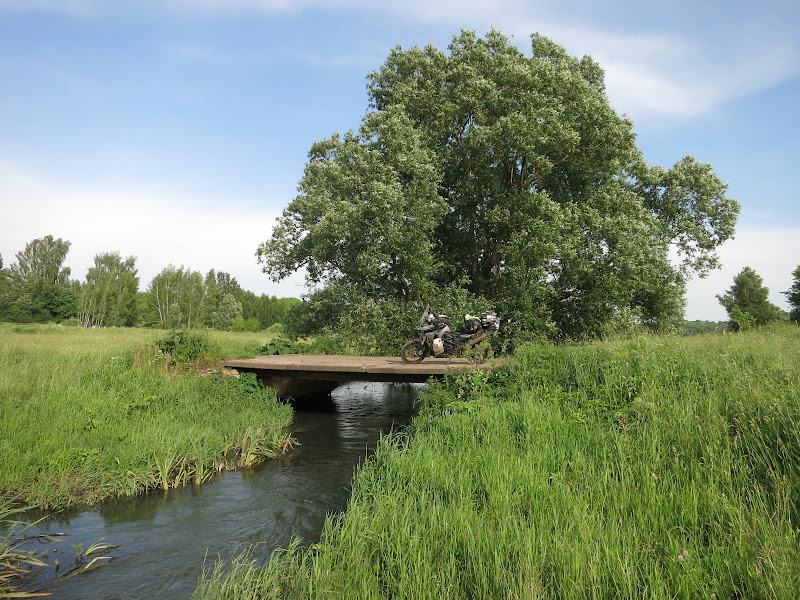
[224,354,498,400]
[224,354,495,382]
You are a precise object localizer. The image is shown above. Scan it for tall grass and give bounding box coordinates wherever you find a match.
[195,324,800,599]
[0,324,293,510]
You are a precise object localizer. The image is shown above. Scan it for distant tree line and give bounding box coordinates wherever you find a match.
[2,236,797,336]
[682,320,729,336]
[0,236,299,330]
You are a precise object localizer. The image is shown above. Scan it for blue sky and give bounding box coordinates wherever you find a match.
[1,0,798,321]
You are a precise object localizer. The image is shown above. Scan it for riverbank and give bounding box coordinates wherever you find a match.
[8,382,420,600]
[196,324,800,599]
[0,324,293,510]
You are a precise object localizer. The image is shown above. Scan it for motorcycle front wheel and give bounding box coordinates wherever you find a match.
[401,339,429,363]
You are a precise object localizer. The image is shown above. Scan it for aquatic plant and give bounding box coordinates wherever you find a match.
[0,498,60,597]
[58,539,116,578]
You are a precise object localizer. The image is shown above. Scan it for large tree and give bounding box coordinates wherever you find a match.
[147,266,242,329]
[717,267,785,330]
[2,235,76,322]
[77,252,139,327]
[784,265,800,323]
[259,30,739,340]
[147,265,213,329]
[259,106,444,304]
[212,293,243,331]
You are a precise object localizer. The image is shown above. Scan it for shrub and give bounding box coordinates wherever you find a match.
[157,329,220,367]
[259,338,294,355]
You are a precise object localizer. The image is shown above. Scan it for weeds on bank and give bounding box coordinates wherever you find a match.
[0,325,295,511]
[0,324,295,596]
[148,424,296,492]
[195,324,800,600]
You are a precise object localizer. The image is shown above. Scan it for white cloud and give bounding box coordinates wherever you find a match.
[0,159,306,298]
[0,0,95,15]
[4,0,797,123]
[505,21,800,122]
[684,225,800,321]
[366,1,800,122]
[395,2,800,122]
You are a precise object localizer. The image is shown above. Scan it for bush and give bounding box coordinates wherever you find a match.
[157,329,220,367]
[284,283,494,356]
[259,338,294,355]
[266,322,285,334]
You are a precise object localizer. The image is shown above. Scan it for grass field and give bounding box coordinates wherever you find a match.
[0,324,292,510]
[195,325,800,599]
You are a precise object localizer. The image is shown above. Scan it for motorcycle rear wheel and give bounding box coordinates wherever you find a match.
[401,339,429,363]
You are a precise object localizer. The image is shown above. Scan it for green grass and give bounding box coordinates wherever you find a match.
[195,324,800,599]
[209,329,283,359]
[0,324,292,510]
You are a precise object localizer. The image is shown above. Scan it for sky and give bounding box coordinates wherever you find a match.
[0,0,798,321]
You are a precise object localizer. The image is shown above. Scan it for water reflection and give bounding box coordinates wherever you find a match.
[24,382,421,599]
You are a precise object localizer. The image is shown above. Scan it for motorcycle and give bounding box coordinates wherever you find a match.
[400,305,497,363]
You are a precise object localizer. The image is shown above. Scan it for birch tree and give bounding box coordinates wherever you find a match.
[77,252,138,327]
[147,265,216,329]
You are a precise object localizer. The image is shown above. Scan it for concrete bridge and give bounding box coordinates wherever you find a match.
[223,354,498,401]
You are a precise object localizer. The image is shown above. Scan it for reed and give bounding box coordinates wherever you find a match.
[195,324,800,599]
[0,498,55,598]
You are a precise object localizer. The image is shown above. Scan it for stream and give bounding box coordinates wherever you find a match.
[24,381,422,599]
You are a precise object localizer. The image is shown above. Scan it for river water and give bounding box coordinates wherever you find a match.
[24,382,422,599]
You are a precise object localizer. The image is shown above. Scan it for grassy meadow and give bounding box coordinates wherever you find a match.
[0,323,292,510]
[195,325,800,599]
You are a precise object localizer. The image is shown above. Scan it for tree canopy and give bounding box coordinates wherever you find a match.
[77,252,139,327]
[783,265,800,323]
[259,30,740,341]
[717,267,786,330]
[0,235,76,322]
[1,236,296,330]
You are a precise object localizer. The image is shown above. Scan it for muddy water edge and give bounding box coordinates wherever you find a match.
[23,382,422,599]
